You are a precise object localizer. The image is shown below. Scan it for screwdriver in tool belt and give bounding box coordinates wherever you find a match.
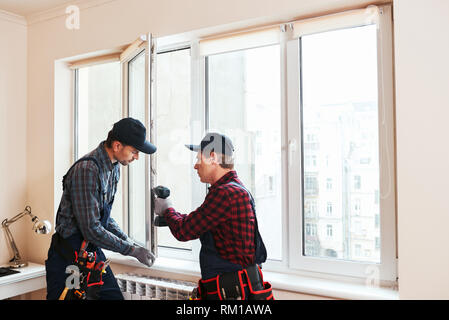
[101,259,110,273]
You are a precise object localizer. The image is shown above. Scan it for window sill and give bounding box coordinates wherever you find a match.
[105,250,202,278]
[105,251,398,300]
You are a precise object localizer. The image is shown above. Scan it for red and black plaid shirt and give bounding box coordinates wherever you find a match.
[164,171,256,267]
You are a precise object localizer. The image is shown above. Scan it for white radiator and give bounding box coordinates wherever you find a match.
[115,273,197,300]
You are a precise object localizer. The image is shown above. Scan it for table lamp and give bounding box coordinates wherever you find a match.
[1,206,52,268]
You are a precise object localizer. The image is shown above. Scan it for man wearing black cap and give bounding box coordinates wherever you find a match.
[154,132,273,300]
[45,117,156,300]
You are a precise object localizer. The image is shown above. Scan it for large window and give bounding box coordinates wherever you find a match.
[73,5,396,283]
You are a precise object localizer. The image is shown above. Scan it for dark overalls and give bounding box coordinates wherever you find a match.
[197,182,273,300]
[45,157,123,300]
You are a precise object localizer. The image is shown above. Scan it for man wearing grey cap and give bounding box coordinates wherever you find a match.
[46,117,157,300]
[154,132,273,300]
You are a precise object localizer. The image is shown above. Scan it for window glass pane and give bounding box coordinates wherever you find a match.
[301,24,380,263]
[76,62,123,228]
[128,51,146,245]
[208,45,282,261]
[155,48,192,250]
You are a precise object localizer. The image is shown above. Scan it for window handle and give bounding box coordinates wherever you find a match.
[288,139,297,166]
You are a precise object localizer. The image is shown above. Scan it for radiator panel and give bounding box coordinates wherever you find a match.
[115,273,197,300]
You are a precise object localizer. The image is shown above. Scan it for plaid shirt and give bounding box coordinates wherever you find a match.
[164,171,256,267]
[55,142,132,255]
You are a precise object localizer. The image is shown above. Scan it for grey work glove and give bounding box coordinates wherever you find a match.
[129,246,155,267]
[125,236,138,246]
[154,197,173,216]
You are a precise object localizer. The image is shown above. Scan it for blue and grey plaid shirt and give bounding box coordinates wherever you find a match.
[55,142,133,255]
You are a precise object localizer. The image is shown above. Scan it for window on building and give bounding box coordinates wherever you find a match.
[305,175,319,196]
[326,202,333,216]
[326,178,332,190]
[354,198,361,215]
[354,175,362,190]
[326,224,333,238]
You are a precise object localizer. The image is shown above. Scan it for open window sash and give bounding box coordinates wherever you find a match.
[120,33,157,256]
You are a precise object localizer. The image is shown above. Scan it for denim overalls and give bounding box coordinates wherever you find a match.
[45,157,123,300]
[198,181,270,300]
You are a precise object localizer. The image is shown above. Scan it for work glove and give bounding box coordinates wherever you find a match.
[154,197,173,216]
[129,246,155,267]
[125,236,138,246]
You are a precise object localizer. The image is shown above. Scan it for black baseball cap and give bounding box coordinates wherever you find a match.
[111,117,156,154]
[185,132,234,156]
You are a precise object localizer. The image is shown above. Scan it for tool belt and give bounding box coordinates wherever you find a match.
[193,265,274,300]
[52,233,107,300]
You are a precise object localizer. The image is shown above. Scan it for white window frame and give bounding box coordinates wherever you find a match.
[152,39,205,262]
[287,5,397,282]
[73,34,159,256]
[151,4,396,283]
[72,4,396,284]
[120,36,154,252]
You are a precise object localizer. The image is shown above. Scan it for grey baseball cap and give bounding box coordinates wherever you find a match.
[185,132,234,156]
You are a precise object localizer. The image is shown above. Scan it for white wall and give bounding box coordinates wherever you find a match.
[0,11,27,265]
[394,0,449,299]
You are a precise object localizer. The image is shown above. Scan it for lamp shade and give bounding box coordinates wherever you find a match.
[33,219,52,234]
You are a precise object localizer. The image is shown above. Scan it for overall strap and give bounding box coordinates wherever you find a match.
[227,181,256,215]
[226,181,267,264]
[57,156,106,224]
[62,157,103,191]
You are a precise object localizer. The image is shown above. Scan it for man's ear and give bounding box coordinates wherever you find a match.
[112,141,122,152]
[209,151,219,165]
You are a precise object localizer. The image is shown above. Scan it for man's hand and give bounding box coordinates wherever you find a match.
[125,236,137,246]
[129,246,155,267]
[154,197,173,216]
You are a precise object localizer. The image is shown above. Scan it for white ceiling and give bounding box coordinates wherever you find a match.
[0,0,76,17]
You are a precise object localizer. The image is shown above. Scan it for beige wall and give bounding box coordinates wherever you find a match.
[0,12,27,265]
[394,0,449,299]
